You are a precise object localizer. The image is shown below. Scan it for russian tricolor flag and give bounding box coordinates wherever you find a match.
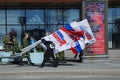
[44,19,96,54]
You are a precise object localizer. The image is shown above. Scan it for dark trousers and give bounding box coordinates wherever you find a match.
[41,49,58,67]
[19,53,33,65]
[79,50,83,62]
[74,50,83,63]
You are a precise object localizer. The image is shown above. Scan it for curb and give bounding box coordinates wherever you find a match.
[0,70,120,77]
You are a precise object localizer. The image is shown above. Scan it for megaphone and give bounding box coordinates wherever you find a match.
[50,43,55,49]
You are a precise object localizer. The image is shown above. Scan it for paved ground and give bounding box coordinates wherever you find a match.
[0,58,120,80]
[0,58,120,79]
[1,76,120,80]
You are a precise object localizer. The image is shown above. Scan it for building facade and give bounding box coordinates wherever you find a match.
[0,0,120,57]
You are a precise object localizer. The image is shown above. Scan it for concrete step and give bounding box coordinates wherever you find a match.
[0,69,120,79]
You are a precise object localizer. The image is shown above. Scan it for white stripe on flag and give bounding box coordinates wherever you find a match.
[78,19,96,44]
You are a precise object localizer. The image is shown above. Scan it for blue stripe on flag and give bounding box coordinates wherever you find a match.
[75,41,82,53]
[65,24,74,30]
[79,26,84,31]
[56,30,65,41]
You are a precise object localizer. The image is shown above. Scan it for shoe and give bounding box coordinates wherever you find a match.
[18,62,24,65]
[53,64,58,67]
[39,65,44,68]
[59,58,67,63]
[78,58,83,63]
[30,63,35,66]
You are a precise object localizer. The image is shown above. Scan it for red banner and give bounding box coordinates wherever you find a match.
[85,2,106,55]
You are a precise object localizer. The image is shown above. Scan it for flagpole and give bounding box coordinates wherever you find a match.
[21,39,41,55]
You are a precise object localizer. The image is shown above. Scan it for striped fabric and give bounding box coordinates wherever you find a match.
[44,19,96,54]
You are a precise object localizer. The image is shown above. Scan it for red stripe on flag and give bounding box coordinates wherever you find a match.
[52,32,66,46]
[61,27,84,41]
[61,27,84,37]
[71,47,77,54]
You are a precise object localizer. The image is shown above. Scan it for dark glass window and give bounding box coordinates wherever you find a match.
[7,26,22,44]
[26,10,45,40]
[7,10,25,24]
[0,26,6,46]
[45,9,80,33]
[45,9,62,24]
[64,9,80,24]
[0,10,6,47]
[6,10,25,45]
[26,10,44,24]
[0,10,5,24]
[46,25,63,33]
[108,8,120,48]
[0,8,80,48]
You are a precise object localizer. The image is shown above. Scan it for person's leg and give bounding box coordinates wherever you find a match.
[56,52,60,63]
[78,50,83,63]
[18,54,25,65]
[40,52,48,68]
[49,50,58,67]
[56,51,66,63]
[26,53,35,66]
[74,53,78,58]
[60,51,66,63]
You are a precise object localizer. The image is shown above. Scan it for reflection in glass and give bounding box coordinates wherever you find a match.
[46,25,63,33]
[0,26,6,46]
[26,25,44,30]
[0,10,5,24]
[0,8,81,46]
[45,9,63,24]
[108,8,120,23]
[7,10,24,24]
[26,10,44,24]
[7,26,22,45]
[108,8,120,48]
[45,10,57,24]
[64,9,80,24]
[57,10,63,24]
[108,24,113,48]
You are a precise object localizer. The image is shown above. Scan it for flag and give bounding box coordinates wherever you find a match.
[44,19,96,54]
[77,19,96,44]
